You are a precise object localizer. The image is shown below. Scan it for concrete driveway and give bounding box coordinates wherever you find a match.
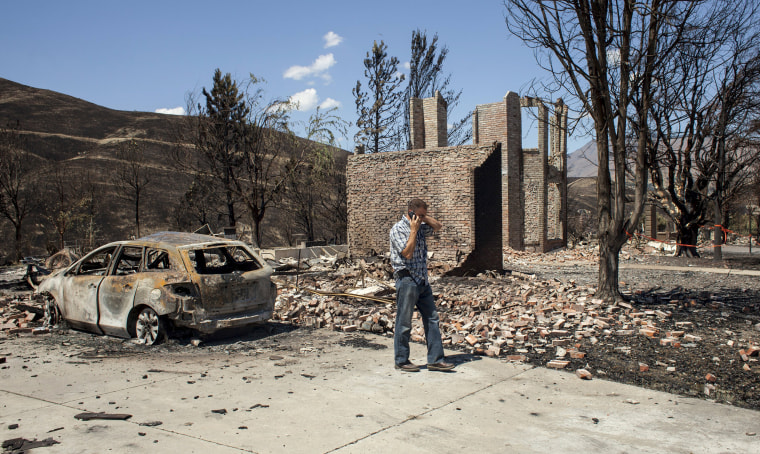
[1,328,758,453]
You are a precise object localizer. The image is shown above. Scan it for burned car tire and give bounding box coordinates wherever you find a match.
[42,294,66,329]
[134,307,165,346]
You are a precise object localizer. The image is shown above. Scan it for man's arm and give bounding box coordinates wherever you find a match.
[419,214,442,232]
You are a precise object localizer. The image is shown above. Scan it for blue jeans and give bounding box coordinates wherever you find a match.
[394,277,445,365]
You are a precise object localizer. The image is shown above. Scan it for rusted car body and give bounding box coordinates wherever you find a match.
[36,232,277,344]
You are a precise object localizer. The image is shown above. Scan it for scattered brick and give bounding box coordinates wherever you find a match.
[547,360,570,369]
[639,328,658,338]
[576,368,593,380]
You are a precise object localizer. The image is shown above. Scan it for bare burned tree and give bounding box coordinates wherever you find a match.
[643,2,760,257]
[43,161,86,251]
[233,78,300,248]
[319,157,348,244]
[114,139,152,238]
[0,121,38,261]
[284,107,349,242]
[505,0,697,301]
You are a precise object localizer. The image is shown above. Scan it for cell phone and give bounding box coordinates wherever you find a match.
[408,211,415,219]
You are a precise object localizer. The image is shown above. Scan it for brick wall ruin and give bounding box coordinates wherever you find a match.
[347,91,568,271]
[346,144,501,268]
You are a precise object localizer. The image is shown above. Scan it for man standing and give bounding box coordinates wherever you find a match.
[390,198,454,372]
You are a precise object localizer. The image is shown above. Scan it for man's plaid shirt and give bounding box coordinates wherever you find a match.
[390,215,433,285]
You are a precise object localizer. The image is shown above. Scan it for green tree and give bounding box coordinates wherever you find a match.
[353,40,405,153]
[198,69,250,227]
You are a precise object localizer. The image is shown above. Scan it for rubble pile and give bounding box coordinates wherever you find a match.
[0,294,47,335]
[504,243,659,268]
[271,254,760,381]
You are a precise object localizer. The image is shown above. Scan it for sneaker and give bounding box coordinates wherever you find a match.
[427,361,455,372]
[395,361,420,372]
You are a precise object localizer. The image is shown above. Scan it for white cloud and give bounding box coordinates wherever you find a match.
[288,88,319,111]
[319,98,341,110]
[323,31,343,48]
[283,53,336,82]
[403,61,411,70]
[155,106,185,115]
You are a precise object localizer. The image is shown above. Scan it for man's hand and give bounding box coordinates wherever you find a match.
[402,212,423,259]
[409,212,423,233]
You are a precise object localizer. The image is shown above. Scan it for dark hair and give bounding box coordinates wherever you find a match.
[408,198,427,212]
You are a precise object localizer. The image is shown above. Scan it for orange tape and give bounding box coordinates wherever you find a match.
[625,224,757,249]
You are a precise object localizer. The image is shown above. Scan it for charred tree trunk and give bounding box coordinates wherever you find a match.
[598,236,621,301]
[14,222,22,262]
[675,224,700,257]
[135,192,141,238]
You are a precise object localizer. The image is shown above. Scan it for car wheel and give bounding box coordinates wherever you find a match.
[43,295,66,328]
[134,307,164,346]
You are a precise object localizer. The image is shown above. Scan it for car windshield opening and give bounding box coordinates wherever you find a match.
[188,246,262,274]
[77,246,117,276]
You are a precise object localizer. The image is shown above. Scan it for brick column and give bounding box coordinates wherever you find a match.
[645,203,657,239]
[503,91,523,252]
[472,109,479,145]
[558,101,568,248]
[423,90,448,147]
[537,102,548,252]
[410,98,425,150]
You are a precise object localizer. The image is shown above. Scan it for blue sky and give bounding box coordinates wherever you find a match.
[1,0,590,151]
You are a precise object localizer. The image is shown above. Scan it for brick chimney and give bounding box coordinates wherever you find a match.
[409,91,448,149]
[410,97,425,149]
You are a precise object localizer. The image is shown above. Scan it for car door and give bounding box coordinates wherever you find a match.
[60,245,118,333]
[97,245,143,337]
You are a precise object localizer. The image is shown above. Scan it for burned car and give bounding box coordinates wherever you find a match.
[36,232,277,345]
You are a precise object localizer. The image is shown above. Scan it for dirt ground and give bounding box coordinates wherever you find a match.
[2,244,759,413]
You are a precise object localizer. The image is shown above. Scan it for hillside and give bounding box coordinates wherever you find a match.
[567,140,598,178]
[0,78,347,260]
